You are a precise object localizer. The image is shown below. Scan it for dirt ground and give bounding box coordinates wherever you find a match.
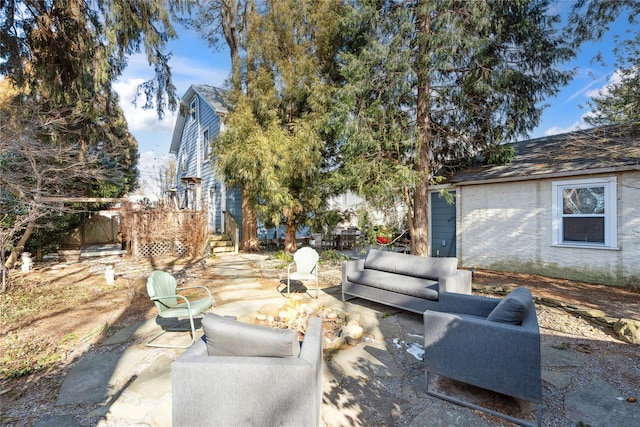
[1,253,639,425]
[472,269,640,320]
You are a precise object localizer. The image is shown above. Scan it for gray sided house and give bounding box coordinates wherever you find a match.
[169,84,242,235]
[436,123,640,286]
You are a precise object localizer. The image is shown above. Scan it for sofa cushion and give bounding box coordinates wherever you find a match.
[202,313,300,357]
[347,269,439,300]
[363,249,457,280]
[487,287,533,325]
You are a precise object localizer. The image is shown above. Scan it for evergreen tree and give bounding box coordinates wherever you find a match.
[335,0,573,255]
[201,0,342,253]
[585,33,640,125]
[0,1,176,269]
[566,0,640,125]
[0,0,186,117]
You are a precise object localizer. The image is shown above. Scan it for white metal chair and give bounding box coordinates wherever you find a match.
[287,247,319,298]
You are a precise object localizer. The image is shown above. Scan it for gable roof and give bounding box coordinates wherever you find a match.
[169,84,230,154]
[451,122,640,185]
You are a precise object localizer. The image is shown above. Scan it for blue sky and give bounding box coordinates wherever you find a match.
[114,4,634,198]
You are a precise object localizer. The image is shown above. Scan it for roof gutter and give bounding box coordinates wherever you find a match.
[451,164,640,186]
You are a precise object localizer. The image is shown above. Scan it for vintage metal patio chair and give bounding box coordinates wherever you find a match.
[286,247,320,298]
[146,270,214,348]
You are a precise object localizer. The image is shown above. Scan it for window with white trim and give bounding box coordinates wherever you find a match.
[552,177,617,248]
[202,128,210,162]
[189,99,197,120]
[180,146,188,172]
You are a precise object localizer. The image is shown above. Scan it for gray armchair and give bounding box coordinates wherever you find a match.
[172,315,323,427]
[423,288,542,427]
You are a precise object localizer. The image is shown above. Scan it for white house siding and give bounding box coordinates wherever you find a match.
[457,171,640,285]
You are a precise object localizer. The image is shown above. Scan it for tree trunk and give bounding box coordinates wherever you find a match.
[5,197,40,270]
[5,215,36,269]
[412,1,432,257]
[0,250,8,293]
[284,211,297,254]
[240,188,259,252]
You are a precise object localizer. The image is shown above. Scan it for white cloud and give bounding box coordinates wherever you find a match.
[544,119,590,136]
[585,69,624,99]
[113,78,178,133]
[564,76,605,103]
[114,52,229,135]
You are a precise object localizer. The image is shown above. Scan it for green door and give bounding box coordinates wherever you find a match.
[431,191,456,257]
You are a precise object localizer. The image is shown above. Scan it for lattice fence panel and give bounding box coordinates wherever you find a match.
[138,242,174,258]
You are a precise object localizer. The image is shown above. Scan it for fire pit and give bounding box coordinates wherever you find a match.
[239,300,365,351]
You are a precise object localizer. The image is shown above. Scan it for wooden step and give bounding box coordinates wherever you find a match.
[209,234,235,254]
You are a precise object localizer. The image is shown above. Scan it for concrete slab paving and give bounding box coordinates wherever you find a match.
[565,375,640,427]
[408,405,496,427]
[321,375,410,427]
[89,402,148,422]
[216,288,279,302]
[217,281,264,291]
[56,350,125,406]
[330,340,403,379]
[212,297,287,318]
[397,312,424,335]
[34,414,83,427]
[100,321,142,346]
[128,355,173,399]
[56,344,148,406]
[149,393,173,427]
[543,345,584,367]
[542,369,574,389]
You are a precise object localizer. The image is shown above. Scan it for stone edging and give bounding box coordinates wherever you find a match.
[473,284,640,344]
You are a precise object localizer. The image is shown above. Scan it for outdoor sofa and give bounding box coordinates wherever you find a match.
[341,248,472,314]
[172,314,322,427]
[423,287,542,427]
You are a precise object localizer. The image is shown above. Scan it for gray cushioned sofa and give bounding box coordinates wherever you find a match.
[341,248,472,314]
[423,287,542,427]
[172,314,323,427]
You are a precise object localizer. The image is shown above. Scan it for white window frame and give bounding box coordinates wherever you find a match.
[551,177,617,249]
[202,127,210,163]
[180,146,188,172]
[189,99,197,120]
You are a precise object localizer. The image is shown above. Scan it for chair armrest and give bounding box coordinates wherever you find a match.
[151,294,190,306]
[299,317,322,366]
[436,291,500,316]
[176,285,212,300]
[424,309,541,402]
[181,336,208,358]
[438,270,472,295]
[342,259,365,284]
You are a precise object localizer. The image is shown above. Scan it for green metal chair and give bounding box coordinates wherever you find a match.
[146,270,214,348]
